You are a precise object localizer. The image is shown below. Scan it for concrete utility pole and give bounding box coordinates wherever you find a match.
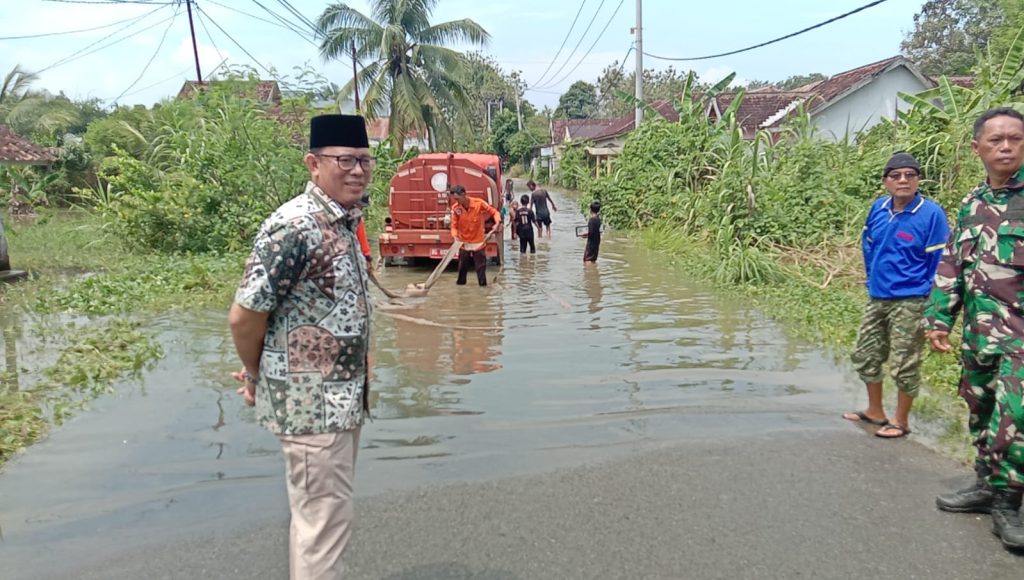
[514,75,523,131]
[634,0,643,127]
[185,0,203,83]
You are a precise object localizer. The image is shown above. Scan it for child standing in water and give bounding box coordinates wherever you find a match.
[514,194,536,254]
[582,201,602,263]
[508,199,519,240]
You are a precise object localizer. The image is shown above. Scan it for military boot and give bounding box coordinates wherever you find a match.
[936,475,994,513]
[990,490,1024,550]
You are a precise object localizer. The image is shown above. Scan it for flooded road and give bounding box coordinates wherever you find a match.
[1,188,867,577]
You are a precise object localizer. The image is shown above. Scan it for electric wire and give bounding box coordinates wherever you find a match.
[532,0,606,90]
[111,4,181,103]
[40,0,174,5]
[0,8,165,40]
[274,0,320,34]
[115,67,190,100]
[529,0,588,87]
[201,0,298,32]
[193,2,228,77]
[248,0,319,46]
[536,0,627,90]
[195,5,277,77]
[36,4,172,73]
[643,0,889,61]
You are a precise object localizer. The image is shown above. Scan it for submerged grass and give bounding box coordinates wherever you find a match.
[0,319,163,465]
[0,210,233,466]
[637,221,972,460]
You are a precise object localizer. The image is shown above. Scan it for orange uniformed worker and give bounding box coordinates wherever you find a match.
[449,185,500,286]
[355,193,372,266]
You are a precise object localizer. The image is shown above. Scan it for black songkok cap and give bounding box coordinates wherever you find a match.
[309,114,369,150]
[883,152,921,177]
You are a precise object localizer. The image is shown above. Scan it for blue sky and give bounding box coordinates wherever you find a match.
[1,0,923,110]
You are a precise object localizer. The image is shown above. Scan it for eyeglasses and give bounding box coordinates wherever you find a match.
[887,171,920,181]
[317,154,376,171]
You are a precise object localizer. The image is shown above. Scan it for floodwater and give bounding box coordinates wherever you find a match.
[0,188,865,577]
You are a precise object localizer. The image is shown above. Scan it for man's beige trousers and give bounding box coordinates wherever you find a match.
[279,429,360,580]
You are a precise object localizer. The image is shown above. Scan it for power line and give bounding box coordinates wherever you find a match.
[37,4,171,73]
[112,4,181,103]
[538,0,627,90]
[0,9,164,40]
[201,0,296,32]
[274,0,319,34]
[195,5,276,77]
[529,0,588,87]
[40,0,174,4]
[533,0,607,91]
[193,3,227,74]
[643,0,889,62]
[248,0,319,46]
[115,67,190,100]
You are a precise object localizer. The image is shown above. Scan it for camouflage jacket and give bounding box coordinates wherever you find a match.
[925,167,1024,354]
[234,182,373,435]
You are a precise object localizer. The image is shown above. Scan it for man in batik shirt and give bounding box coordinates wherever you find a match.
[229,114,375,578]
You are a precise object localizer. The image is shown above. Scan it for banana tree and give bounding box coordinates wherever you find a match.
[895,25,1024,203]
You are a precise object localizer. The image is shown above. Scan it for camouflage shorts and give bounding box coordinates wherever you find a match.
[850,297,927,397]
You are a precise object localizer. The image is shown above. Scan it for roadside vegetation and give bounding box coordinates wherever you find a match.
[551,28,1024,458]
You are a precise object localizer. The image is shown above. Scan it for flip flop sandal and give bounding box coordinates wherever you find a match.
[875,424,911,438]
[842,410,889,426]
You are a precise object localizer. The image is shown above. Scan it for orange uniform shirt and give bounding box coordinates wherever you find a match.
[450,197,501,244]
[356,219,371,260]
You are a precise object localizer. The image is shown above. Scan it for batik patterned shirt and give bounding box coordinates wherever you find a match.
[234,181,372,435]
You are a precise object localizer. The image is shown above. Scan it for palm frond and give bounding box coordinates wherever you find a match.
[415,19,490,47]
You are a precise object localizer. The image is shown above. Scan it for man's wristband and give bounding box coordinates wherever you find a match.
[243,370,259,384]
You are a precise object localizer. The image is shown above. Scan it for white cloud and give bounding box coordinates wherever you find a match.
[171,37,231,77]
[699,65,747,88]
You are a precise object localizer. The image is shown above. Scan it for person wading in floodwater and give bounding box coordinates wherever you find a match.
[449,185,501,286]
[527,180,557,239]
[514,194,536,254]
[229,114,375,579]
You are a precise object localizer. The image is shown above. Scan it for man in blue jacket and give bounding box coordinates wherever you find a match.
[843,152,949,438]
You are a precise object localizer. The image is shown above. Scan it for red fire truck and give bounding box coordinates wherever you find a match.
[378,153,504,265]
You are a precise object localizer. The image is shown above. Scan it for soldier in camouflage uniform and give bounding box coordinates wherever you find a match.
[844,152,948,438]
[927,107,1024,551]
[229,114,375,578]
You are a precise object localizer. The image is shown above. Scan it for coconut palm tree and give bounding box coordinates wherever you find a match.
[0,64,79,139]
[316,0,490,151]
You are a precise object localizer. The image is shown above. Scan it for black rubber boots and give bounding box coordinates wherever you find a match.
[991,490,1024,550]
[936,475,994,513]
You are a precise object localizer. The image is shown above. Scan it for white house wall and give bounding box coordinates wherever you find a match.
[812,67,930,141]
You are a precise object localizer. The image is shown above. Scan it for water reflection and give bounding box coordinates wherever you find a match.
[0,188,866,579]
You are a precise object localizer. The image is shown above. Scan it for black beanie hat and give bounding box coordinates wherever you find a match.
[309,114,369,149]
[883,152,921,177]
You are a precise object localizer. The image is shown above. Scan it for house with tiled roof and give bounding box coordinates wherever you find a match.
[708,56,934,140]
[176,79,282,104]
[0,125,55,166]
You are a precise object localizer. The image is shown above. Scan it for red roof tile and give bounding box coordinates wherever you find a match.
[946,76,975,88]
[589,100,680,141]
[177,80,281,104]
[713,92,808,137]
[0,125,55,165]
[551,118,617,145]
[806,56,901,104]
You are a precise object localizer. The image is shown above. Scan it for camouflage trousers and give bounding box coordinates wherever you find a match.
[850,297,926,397]
[959,352,1024,490]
